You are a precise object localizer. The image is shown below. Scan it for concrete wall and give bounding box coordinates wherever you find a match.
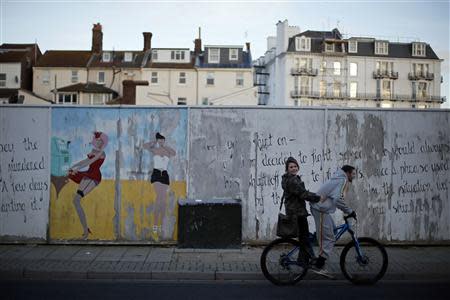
[1,105,449,244]
[0,107,50,241]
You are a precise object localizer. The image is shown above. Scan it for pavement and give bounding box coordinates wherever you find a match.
[0,244,449,282]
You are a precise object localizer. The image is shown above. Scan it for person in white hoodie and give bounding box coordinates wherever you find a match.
[310,165,357,278]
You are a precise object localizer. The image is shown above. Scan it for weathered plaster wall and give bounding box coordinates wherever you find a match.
[189,108,450,243]
[0,107,50,241]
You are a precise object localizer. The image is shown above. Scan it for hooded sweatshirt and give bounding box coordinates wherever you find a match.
[310,169,353,214]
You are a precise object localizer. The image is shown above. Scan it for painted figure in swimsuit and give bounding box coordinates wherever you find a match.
[68,131,108,239]
[143,132,176,229]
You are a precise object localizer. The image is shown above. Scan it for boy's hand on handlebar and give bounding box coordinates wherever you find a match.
[348,211,357,220]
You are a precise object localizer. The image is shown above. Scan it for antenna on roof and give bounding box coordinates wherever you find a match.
[199,27,201,39]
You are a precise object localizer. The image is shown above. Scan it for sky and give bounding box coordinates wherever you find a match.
[1,0,449,108]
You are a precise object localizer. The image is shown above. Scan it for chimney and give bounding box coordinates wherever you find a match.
[246,42,250,52]
[194,27,202,55]
[122,80,149,105]
[143,32,152,51]
[91,23,103,53]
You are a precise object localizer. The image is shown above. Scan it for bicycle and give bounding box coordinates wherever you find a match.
[260,215,388,285]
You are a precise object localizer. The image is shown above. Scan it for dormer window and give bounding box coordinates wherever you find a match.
[412,42,426,57]
[295,36,311,52]
[124,52,133,62]
[325,43,335,53]
[375,41,389,55]
[208,48,220,63]
[348,40,358,53]
[152,50,158,61]
[171,50,185,61]
[229,49,238,60]
[102,52,111,62]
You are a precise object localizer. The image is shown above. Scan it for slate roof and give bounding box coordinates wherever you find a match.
[55,82,118,94]
[286,30,440,60]
[36,51,93,67]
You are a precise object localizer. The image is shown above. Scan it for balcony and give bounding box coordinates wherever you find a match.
[289,91,446,103]
[291,67,318,76]
[373,70,399,79]
[408,72,434,81]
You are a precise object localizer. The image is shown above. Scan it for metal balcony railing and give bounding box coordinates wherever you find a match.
[290,91,446,103]
[373,70,399,79]
[408,72,434,81]
[291,67,318,76]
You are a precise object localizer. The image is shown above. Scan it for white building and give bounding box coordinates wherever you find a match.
[255,20,445,109]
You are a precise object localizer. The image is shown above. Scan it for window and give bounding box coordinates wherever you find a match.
[350,82,358,98]
[229,49,238,60]
[412,43,426,57]
[58,93,77,104]
[208,48,220,63]
[124,52,133,62]
[320,80,327,97]
[42,71,50,85]
[382,80,391,99]
[90,94,110,105]
[71,70,78,83]
[202,97,209,105]
[299,58,312,69]
[348,40,358,53]
[98,72,105,84]
[300,77,310,95]
[413,63,428,76]
[333,62,341,75]
[376,61,394,74]
[152,50,158,61]
[0,73,6,87]
[294,99,299,106]
[333,81,341,97]
[320,61,327,72]
[206,72,214,85]
[179,72,186,84]
[177,97,187,105]
[102,52,111,62]
[151,72,158,84]
[236,72,244,86]
[417,82,428,98]
[349,63,358,76]
[325,43,335,52]
[171,50,185,61]
[296,37,311,51]
[375,41,389,55]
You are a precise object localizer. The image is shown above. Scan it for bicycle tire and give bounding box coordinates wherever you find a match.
[340,237,388,285]
[260,238,308,286]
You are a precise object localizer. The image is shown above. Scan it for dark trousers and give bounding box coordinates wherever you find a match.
[297,216,315,261]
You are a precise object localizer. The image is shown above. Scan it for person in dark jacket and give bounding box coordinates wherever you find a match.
[281,157,321,265]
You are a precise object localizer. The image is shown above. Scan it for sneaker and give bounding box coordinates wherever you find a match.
[311,266,335,279]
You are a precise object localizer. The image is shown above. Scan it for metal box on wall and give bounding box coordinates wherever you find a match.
[178,199,242,249]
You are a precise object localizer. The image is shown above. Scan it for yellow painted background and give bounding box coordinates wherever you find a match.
[50,180,186,241]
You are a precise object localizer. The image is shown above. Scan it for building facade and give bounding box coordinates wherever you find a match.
[255,20,445,108]
[33,24,256,106]
[0,43,45,104]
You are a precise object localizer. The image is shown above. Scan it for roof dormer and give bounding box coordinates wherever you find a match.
[412,42,426,57]
[375,41,389,55]
[295,36,311,52]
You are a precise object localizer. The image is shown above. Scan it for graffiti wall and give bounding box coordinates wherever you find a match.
[50,107,187,242]
[0,107,50,241]
[189,108,450,243]
[1,106,449,243]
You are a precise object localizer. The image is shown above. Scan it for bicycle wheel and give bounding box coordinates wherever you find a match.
[340,237,388,285]
[260,238,308,285]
